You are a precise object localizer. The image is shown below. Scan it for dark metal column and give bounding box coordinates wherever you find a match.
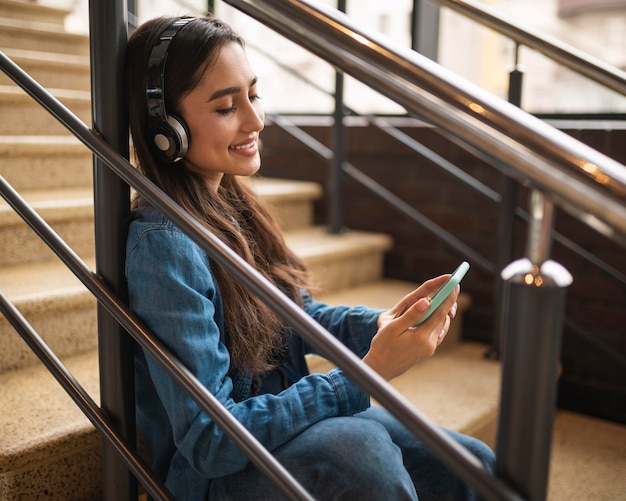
[411,0,440,60]
[496,192,572,500]
[329,0,347,234]
[89,1,135,499]
[488,44,524,360]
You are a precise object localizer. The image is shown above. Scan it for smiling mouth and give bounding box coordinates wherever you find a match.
[230,141,255,150]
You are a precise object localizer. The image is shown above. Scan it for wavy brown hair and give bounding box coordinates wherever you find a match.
[126,15,309,375]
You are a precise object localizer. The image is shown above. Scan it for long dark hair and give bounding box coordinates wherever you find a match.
[126,15,309,375]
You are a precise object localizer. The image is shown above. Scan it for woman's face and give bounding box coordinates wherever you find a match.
[178,42,265,191]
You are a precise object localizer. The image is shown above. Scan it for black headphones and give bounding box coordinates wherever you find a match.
[145,18,193,163]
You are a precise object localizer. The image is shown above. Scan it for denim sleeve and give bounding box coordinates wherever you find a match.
[126,224,370,479]
[302,293,386,358]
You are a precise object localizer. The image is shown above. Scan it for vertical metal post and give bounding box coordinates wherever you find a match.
[411,0,440,60]
[487,43,524,360]
[329,0,347,234]
[495,191,572,500]
[89,1,135,500]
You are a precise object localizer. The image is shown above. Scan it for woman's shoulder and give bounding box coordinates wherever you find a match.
[127,204,196,253]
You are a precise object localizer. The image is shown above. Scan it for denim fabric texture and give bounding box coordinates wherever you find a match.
[126,205,495,500]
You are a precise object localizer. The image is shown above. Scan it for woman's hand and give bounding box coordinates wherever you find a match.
[363,275,459,381]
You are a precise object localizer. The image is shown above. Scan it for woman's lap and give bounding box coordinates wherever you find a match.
[209,406,495,500]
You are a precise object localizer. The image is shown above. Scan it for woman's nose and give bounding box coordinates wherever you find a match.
[244,101,265,133]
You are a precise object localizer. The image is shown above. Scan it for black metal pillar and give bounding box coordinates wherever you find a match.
[411,0,440,60]
[487,44,524,360]
[89,1,135,500]
[329,0,347,234]
[496,192,572,500]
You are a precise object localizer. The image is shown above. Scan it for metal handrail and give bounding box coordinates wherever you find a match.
[0,49,520,500]
[224,0,626,248]
[432,0,626,97]
[247,35,626,288]
[1,0,623,499]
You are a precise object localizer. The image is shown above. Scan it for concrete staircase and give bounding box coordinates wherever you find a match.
[1,1,624,500]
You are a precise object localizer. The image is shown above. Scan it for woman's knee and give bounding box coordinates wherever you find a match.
[300,417,403,473]
[445,429,496,472]
[281,417,417,500]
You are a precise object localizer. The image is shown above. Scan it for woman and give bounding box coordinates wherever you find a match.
[125,14,495,500]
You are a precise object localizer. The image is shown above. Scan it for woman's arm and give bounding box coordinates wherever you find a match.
[126,224,369,478]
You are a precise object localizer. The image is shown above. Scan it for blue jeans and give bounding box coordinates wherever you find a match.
[208,406,495,500]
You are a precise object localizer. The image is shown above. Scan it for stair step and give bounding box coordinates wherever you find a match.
[251,176,323,230]
[2,342,624,500]
[0,18,89,56]
[0,256,97,375]
[0,349,102,500]
[547,411,626,500]
[0,48,90,91]
[0,187,94,267]
[0,135,92,191]
[308,342,499,445]
[284,226,393,294]
[0,225,391,373]
[0,84,91,135]
[0,180,323,266]
[0,0,71,26]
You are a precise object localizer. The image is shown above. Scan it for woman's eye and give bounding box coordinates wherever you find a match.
[250,94,261,102]
[217,106,236,116]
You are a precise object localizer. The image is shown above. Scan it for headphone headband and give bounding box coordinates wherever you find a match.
[145,18,194,163]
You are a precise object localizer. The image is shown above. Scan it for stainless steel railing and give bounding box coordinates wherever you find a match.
[2,0,625,499]
[224,0,626,245]
[432,0,626,97]
[0,35,517,500]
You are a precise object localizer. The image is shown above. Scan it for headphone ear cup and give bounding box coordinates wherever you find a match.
[150,114,190,163]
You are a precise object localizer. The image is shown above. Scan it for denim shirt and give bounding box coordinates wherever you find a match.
[125,205,384,500]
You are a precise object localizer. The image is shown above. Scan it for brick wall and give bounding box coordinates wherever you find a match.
[258,119,626,423]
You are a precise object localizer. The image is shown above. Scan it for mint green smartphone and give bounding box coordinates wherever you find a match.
[411,261,470,327]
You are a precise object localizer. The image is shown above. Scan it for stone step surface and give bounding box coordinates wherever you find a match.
[4,340,622,501]
[0,279,484,501]
[285,226,393,294]
[0,17,89,56]
[251,176,322,231]
[0,256,96,375]
[0,229,393,373]
[0,0,71,26]
[0,135,92,191]
[0,187,94,267]
[0,349,102,500]
[0,181,327,268]
[0,84,91,135]
[0,48,90,91]
[0,178,324,267]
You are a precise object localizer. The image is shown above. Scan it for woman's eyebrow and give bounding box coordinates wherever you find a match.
[209,77,258,102]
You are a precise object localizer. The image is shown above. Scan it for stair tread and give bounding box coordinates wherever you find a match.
[1,341,624,500]
[0,186,93,225]
[0,255,94,301]
[0,0,72,19]
[251,176,323,201]
[285,226,393,261]
[0,134,85,147]
[0,83,91,102]
[2,344,497,470]
[0,16,80,36]
[0,348,99,472]
[0,224,389,301]
[1,47,89,68]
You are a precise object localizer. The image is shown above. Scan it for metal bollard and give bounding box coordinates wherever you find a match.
[495,258,572,501]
